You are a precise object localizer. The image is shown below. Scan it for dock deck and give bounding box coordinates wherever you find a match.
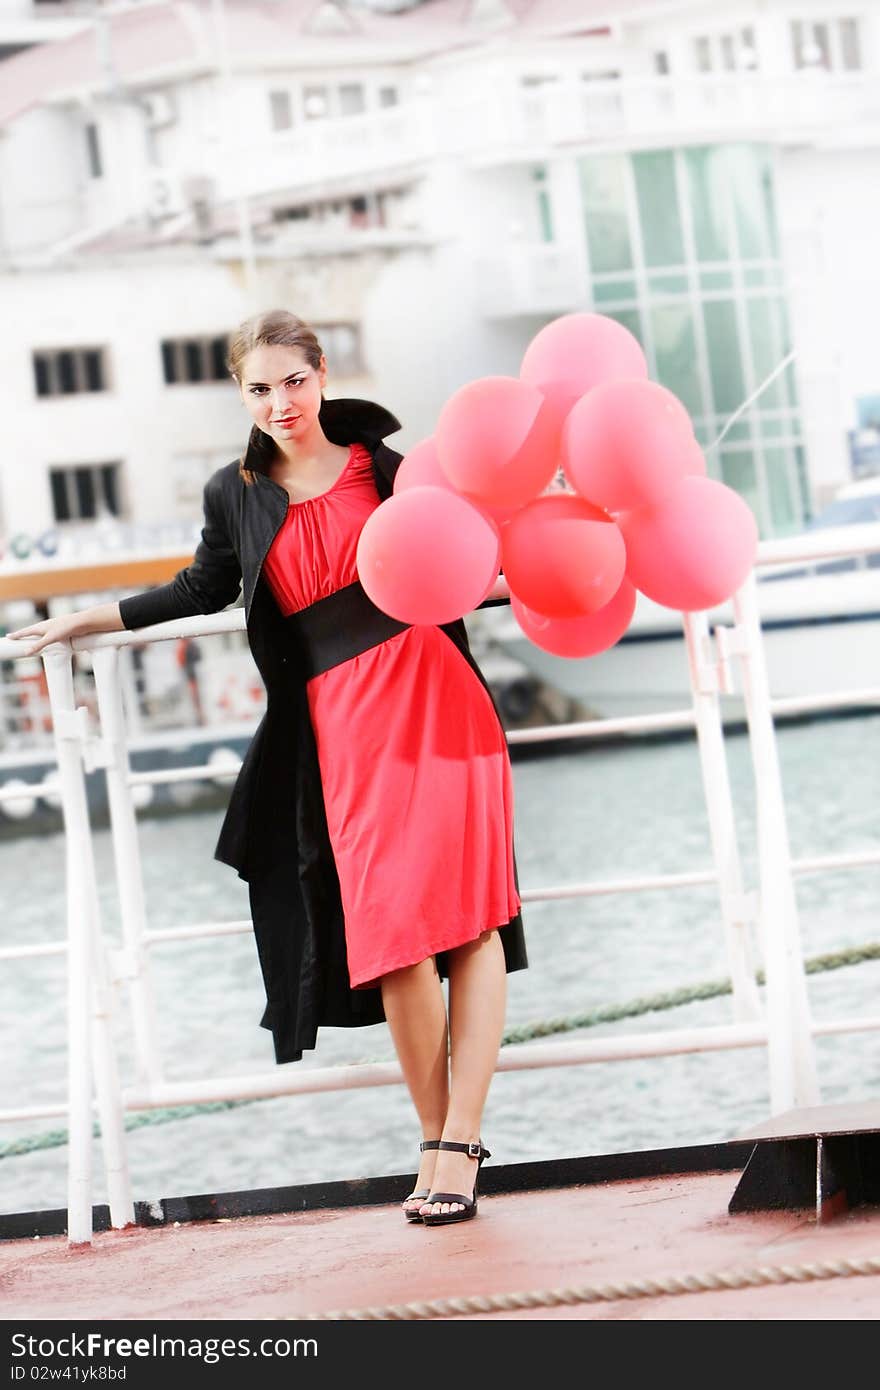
[4,1140,880,1321]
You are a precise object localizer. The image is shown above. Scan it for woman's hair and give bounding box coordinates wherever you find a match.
[227,310,324,484]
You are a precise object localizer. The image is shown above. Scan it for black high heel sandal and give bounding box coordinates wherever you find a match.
[402,1139,440,1223]
[420,1140,491,1226]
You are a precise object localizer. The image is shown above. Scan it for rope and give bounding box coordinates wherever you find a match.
[295,1252,880,1320]
[4,939,880,1161]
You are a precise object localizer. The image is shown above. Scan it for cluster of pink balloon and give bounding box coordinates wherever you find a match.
[356,313,759,659]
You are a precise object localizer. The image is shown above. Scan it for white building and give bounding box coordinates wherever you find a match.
[1,0,879,561]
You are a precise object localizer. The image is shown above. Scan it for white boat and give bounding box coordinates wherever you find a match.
[485,477,880,724]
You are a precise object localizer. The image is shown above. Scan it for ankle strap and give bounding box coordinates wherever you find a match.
[438,1140,490,1160]
[420,1139,441,1152]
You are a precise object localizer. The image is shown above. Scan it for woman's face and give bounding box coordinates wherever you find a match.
[238,344,327,447]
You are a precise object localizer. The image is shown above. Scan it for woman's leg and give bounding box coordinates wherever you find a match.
[380,956,449,1213]
[420,929,506,1217]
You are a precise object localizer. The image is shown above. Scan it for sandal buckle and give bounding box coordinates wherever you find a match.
[467,1142,482,1158]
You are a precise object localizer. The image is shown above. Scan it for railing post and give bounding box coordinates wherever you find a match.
[41,642,97,1245]
[89,645,163,1089]
[732,574,820,1112]
[682,612,762,1019]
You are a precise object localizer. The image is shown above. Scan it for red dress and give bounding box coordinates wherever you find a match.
[261,442,521,989]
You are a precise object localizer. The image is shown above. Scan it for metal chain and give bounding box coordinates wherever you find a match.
[295,1253,880,1320]
[4,940,880,1161]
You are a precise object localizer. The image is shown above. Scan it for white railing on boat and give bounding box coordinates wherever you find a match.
[1,527,879,1245]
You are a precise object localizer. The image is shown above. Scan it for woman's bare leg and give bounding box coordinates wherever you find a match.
[380,956,449,1214]
[420,929,506,1217]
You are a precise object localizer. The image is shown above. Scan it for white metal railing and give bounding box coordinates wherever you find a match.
[1,527,879,1243]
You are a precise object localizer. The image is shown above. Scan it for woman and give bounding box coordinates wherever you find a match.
[8,310,528,1227]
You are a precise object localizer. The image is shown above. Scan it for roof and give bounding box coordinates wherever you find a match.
[0,0,698,127]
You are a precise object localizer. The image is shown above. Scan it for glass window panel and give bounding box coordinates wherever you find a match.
[685,147,731,262]
[578,154,633,274]
[727,144,778,261]
[717,420,752,443]
[537,189,553,243]
[694,37,711,72]
[648,272,688,292]
[699,270,733,290]
[651,304,703,418]
[184,341,204,382]
[785,360,800,411]
[74,467,96,519]
[606,308,643,349]
[58,351,76,393]
[593,279,636,303]
[379,86,398,107]
[269,91,292,131]
[210,337,228,380]
[720,449,761,524]
[743,268,768,287]
[49,470,70,523]
[759,417,787,439]
[703,300,745,414]
[101,464,120,516]
[747,298,789,409]
[763,446,803,534]
[633,151,684,267]
[303,85,329,119]
[721,35,735,70]
[839,19,862,70]
[33,354,50,397]
[161,341,176,384]
[339,83,365,116]
[83,350,103,391]
[85,123,102,178]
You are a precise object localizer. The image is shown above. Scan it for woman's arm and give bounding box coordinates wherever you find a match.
[6,602,125,658]
[6,473,243,658]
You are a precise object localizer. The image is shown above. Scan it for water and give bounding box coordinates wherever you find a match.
[2,714,879,1216]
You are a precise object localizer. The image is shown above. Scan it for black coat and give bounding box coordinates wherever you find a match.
[118,397,528,1063]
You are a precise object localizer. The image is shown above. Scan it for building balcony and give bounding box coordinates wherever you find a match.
[464,70,880,160]
[208,70,878,209]
[475,242,584,318]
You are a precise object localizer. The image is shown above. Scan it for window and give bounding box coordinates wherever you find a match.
[339,83,365,116]
[379,86,399,107]
[85,123,102,178]
[791,17,862,71]
[532,167,553,243]
[693,27,758,72]
[303,85,329,119]
[273,204,312,222]
[49,463,122,523]
[33,347,108,397]
[269,90,293,131]
[161,336,230,385]
[312,323,363,375]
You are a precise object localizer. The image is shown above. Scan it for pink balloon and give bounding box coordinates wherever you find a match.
[435,376,560,510]
[618,475,759,611]
[394,435,519,527]
[393,437,450,494]
[511,579,637,658]
[357,485,501,625]
[520,313,648,423]
[501,493,627,619]
[562,379,705,512]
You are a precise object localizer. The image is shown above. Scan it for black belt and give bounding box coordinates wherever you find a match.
[284,580,411,679]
